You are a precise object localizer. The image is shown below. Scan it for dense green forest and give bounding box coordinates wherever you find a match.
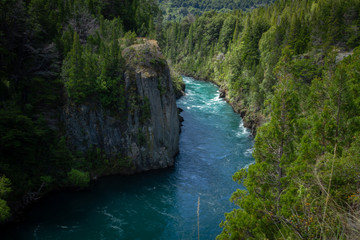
[159,0,273,21]
[0,0,166,222]
[1,0,360,239]
[164,0,360,238]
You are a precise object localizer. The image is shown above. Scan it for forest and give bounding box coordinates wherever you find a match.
[1,0,360,239]
[158,0,273,21]
[163,0,360,238]
[0,0,164,222]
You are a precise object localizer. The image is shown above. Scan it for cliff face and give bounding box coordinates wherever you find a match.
[63,40,179,173]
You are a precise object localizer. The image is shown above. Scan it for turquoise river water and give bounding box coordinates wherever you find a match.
[4,76,254,240]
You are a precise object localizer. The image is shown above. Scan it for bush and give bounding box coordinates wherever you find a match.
[67,169,90,188]
[0,176,11,222]
[123,31,137,47]
[0,199,10,222]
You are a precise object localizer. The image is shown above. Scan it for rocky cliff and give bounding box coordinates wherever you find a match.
[63,40,179,174]
[219,86,264,136]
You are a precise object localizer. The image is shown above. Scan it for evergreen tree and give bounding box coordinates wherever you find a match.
[63,32,88,103]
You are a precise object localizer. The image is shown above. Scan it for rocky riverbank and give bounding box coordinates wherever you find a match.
[174,69,263,136]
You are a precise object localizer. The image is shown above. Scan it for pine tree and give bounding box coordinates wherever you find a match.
[64,32,88,103]
[187,24,194,54]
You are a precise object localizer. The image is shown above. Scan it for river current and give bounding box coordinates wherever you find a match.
[4,76,254,239]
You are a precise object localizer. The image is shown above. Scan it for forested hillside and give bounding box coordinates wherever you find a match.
[163,0,360,238]
[2,0,360,238]
[0,0,177,222]
[159,0,273,21]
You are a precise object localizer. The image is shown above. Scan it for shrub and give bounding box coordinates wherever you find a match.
[67,169,90,188]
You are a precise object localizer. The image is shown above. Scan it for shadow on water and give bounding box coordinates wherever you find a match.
[3,76,254,240]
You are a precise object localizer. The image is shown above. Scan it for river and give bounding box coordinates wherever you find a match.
[4,76,254,239]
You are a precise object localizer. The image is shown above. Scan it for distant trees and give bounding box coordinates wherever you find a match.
[163,0,360,117]
[163,0,360,238]
[159,0,274,22]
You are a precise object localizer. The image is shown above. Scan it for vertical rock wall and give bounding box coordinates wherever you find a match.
[63,40,179,173]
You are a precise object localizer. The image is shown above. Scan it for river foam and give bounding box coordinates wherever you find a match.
[4,76,255,240]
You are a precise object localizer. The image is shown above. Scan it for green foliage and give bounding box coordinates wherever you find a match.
[164,0,360,113]
[0,0,162,220]
[123,31,137,47]
[218,44,360,240]
[117,156,133,169]
[290,58,322,84]
[217,52,360,238]
[161,0,360,238]
[0,176,11,222]
[140,96,151,124]
[0,176,11,198]
[170,67,185,98]
[0,111,48,190]
[40,176,54,186]
[62,20,127,112]
[137,128,147,146]
[63,32,88,103]
[67,169,90,188]
[0,199,10,222]
[157,77,167,96]
[1,0,359,236]
[159,0,273,22]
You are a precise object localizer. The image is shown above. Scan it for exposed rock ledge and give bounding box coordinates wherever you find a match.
[219,86,264,136]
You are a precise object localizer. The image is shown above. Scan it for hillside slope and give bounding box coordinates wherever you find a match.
[0,0,180,222]
[163,0,360,238]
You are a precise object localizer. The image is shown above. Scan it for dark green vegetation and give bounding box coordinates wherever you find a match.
[159,0,273,21]
[163,0,360,238]
[2,0,360,238]
[0,0,173,222]
[2,77,254,240]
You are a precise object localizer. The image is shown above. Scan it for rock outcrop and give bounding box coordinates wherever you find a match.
[219,86,264,136]
[63,40,179,174]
